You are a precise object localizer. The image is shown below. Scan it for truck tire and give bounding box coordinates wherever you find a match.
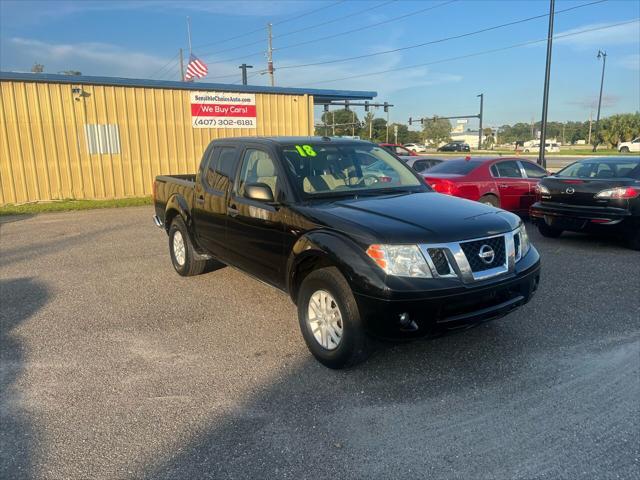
[479,194,499,208]
[538,222,563,238]
[297,267,370,369]
[169,216,208,276]
[620,146,630,153]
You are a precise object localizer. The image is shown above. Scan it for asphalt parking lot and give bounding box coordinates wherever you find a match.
[1,206,638,480]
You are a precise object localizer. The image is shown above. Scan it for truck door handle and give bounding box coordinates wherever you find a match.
[227,205,239,217]
[499,184,509,188]
[196,195,205,204]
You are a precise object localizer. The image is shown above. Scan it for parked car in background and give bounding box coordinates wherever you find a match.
[438,142,471,152]
[403,156,444,174]
[379,143,418,156]
[530,156,640,250]
[422,157,548,214]
[404,143,427,153]
[153,137,541,368]
[618,137,640,153]
[523,143,560,153]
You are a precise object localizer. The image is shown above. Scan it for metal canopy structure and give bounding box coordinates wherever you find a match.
[0,72,377,103]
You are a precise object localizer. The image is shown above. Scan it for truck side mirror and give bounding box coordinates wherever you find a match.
[244,182,275,202]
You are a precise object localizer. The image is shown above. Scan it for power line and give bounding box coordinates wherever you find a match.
[199,0,395,59]
[192,0,346,51]
[275,0,397,40]
[275,0,456,53]
[148,52,180,79]
[200,0,456,66]
[275,0,608,72]
[285,18,638,87]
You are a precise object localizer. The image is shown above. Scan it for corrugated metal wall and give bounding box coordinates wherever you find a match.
[0,80,314,205]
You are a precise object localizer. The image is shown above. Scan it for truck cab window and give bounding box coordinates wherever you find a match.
[237,149,278,198]
[205,146,237,192]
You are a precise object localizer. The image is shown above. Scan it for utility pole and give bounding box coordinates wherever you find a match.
[369,115,373,139]
[538,0,555,168]
[386,110,389,142]
[352,111,355,136]
[267,23,275,86]
[477,93,484,150]
[592,50,607,152]
[332,111,335,136]
[239,63,253,85]
[179,48,185,81]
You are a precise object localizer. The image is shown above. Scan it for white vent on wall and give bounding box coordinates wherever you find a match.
[84,124,121,154]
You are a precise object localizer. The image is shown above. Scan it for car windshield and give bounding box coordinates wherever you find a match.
[424,159,480,175]
[280,143,424,197]
[556,159,640,179]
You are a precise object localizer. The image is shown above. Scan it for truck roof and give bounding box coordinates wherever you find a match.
[211,136,375,146]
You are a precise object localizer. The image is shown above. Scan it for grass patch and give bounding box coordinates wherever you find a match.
[0,196,152,216]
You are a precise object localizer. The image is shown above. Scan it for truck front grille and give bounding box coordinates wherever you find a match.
[427,248,451,276]
[459,236,506,272]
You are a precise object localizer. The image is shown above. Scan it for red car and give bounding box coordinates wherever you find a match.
[379,143,419,156]
[422,157,548,214]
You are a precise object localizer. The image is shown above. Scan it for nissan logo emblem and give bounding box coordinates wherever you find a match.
[565,187,575,194]
[478,244,495,265]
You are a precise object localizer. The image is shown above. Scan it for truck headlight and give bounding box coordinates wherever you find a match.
[517,224,530,260]
[366,244,432,277]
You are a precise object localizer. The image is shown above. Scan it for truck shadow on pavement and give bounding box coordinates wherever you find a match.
[0,277,49,480]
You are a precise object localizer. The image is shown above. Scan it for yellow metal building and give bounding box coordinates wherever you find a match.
[0,72,375,205]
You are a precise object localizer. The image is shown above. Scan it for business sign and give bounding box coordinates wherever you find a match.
[190,91,257,129]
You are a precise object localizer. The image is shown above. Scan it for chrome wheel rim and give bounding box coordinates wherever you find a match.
[307,290,343,350]
[172,231,186,266]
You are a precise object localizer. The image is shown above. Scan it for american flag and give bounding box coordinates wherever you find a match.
[184,54,208,81]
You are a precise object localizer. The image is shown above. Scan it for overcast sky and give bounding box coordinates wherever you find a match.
[1,0,638,128]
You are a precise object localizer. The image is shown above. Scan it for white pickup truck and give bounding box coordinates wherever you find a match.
[618,137,640,153]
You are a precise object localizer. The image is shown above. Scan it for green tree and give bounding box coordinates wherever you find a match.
[370,118,388,142]
[362,112,375,139]
[422,118,451,146]
[320,109,361,136]
[482,127,495,149]
[598,112,640,147]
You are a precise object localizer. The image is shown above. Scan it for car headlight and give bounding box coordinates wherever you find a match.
[366,244,432,277]
[516,224,530,260]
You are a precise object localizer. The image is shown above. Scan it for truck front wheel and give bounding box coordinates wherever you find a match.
[169,217,208,276]
[297,267,370,369]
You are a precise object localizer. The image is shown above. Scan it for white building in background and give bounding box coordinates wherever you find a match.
[449,120,485,149]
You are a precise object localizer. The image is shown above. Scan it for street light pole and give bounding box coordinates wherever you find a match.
[477,93,484,150]
[592,50,607,152]
[538,0,555,169]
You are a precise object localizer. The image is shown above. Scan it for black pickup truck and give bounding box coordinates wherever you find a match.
[153,137,541,368]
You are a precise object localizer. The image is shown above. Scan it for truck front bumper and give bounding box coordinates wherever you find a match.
[354,248,541,339]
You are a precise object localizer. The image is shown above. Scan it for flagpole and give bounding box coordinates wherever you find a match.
[187,17,193,56]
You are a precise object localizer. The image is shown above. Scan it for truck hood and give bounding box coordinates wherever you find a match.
[300,191,520,244]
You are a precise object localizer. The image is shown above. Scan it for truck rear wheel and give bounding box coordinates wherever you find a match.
[297,267,370,369]
[169,217,208,276]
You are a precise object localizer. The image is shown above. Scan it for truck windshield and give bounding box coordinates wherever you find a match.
[280,143,424,197]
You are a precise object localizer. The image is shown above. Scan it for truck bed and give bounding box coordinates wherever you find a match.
[154,174,197,225]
